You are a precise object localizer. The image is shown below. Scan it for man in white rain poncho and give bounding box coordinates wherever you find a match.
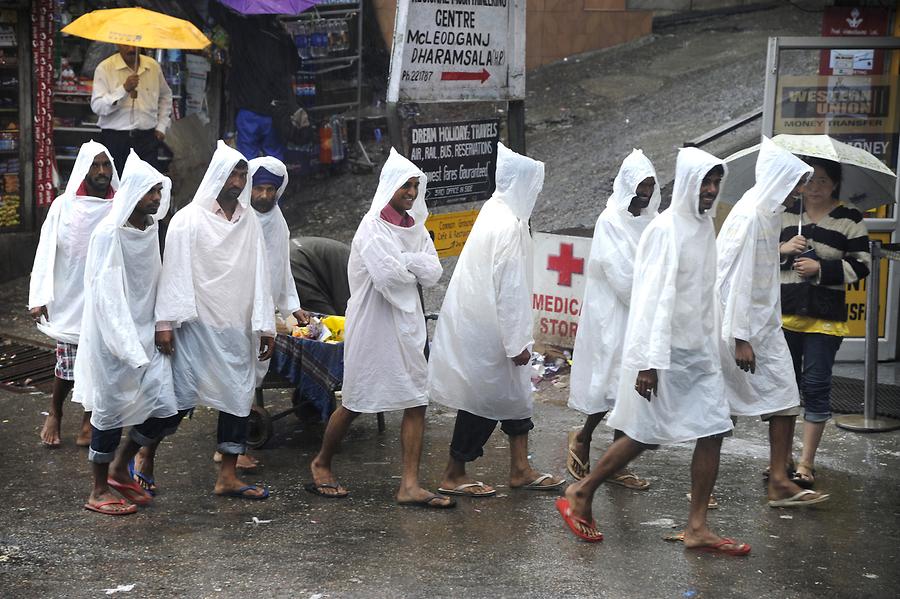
[148,141,275,501]
[208,156,309,472]
[308,149,453,508]
[428,143,564,498]
[73,151,178,516]
[716,138,829,508]
[29,141,118,449]
[567,149,660,490]
[558,148,750,555]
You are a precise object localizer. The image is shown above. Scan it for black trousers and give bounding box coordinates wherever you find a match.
[449,409,534,463]
[100,128,160,173]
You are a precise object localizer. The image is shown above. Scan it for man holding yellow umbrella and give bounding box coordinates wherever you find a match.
[63,7,210,170]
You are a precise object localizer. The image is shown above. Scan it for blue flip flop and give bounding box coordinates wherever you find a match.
[217,485,270,500]
[129,458,157,496]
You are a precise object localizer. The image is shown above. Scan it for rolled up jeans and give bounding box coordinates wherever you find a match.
[89,417,169,464]
[783,329,843,423]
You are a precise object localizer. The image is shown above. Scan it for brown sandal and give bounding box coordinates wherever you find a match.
[566,430,590,480]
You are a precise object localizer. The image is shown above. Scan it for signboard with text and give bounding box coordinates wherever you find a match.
[409,119,499,207]
[424,209,480,258]
[532,232,591,348]
[819,7,890,76]
[387,0,526,103]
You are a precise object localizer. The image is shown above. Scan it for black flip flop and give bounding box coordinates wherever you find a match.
[305,482,349,499]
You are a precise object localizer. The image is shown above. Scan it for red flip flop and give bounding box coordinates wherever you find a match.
[83,499,137,516]
[107,477,152,506]
[555,497,603,542]
[689,537,751,556]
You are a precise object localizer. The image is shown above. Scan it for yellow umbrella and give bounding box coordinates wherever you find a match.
[61,7,210,50]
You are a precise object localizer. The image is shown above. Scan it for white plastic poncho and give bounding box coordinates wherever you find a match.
[341,148,442,413]
[248,157,301,384]
[716,137,812,416]
[607,147,733,445]
[73,151,178,430]
[248,156,301,316]
[428,143,545,421]
[155,141,275,417]
[569,150,660,416]
[29,141,120,344]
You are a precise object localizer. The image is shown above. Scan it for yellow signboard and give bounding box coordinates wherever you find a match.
[845,231,891,338]
[425,209,480,258]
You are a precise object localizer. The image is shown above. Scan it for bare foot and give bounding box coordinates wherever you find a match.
[438,475,495,496]
[213,451,259,469]
[75,424,91,447]
[309,460,347,496]
[133,451,158,494]
[510,467,564,488]
[396,485,454,507]
[570,430,590,467]
[40,414,61,448]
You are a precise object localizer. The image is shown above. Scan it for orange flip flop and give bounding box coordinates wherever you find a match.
[84,499,137,516]
[107,478,152,506]
[555,497,603,543]
[689,537,751,556]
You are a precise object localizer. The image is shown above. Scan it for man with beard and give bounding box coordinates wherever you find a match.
[139,142,275,500]
[74,151,178,515]
[567,149,660,490]
[557,148,750,557]
[29,141,118,448]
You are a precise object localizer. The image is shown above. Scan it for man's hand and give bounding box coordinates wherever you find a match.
[154,130,165,141]
[124,73,139,94]
[155,330,174,355]
[29,305,48,324]
[511,348,531,366]
[734,339,756,374]
[793,257,820,278]
[293,309,311,326]
[635,369,658,401]
[780,235,807,257]
[259,335,275,361]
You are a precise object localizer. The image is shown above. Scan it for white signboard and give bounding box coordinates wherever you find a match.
[387,0,526,103]
[532,232,592,348]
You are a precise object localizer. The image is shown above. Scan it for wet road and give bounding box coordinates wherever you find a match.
[1,378,898,598]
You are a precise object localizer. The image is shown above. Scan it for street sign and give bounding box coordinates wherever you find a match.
[532,232,591,348]
[409,119,499,207]
[387,0,526,103]
[424,209,480,258]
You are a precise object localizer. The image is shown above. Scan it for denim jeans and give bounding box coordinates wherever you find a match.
[783,329,843,423]
[217,411,249,455]
[449,409,534,463]
[236,109,285,161]
[89,416,170,464]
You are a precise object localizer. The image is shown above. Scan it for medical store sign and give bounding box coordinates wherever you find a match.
[387,0,526,103]
[532,233,591,348]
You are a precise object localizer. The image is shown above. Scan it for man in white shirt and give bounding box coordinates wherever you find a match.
[90,45,173,171]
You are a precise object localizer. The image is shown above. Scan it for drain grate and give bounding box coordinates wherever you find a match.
[0,336,56,394]
[829,376,900,420]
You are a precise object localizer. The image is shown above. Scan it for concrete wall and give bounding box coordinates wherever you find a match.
[373,0,653,71]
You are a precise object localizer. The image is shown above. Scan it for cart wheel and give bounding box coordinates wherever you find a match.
[247,404,273,449]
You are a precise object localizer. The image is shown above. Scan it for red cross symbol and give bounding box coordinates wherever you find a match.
[547,242,584,287]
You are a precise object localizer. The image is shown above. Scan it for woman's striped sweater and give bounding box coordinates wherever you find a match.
[779,203,870,322]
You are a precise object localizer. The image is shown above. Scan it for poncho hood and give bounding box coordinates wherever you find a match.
[249,156,289,204]
[370,148,428,226]
[748,137,813,215]
[608,148,660,216]
[64,139,120,200]
[108,150,171,228]
[493,143,545,222]
[670,147,727,221]
[190,140,251,211]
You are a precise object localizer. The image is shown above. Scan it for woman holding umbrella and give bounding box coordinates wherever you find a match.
[778,157,870,489]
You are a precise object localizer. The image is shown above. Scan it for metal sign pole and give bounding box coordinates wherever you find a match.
[836,240,900,432]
